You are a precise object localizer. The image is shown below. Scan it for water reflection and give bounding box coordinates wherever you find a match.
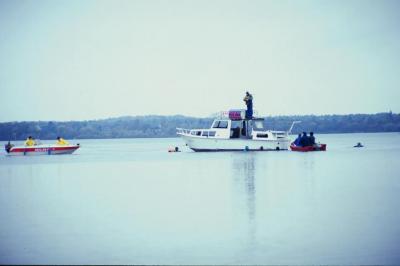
[231,153,257,251]
[229,152,320,258]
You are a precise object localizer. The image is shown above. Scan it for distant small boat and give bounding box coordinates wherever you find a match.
[354,142,364,148]
[290,143,327,152]
[5,144,80,156]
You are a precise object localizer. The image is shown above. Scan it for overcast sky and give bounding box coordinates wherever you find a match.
[0,0,399,121]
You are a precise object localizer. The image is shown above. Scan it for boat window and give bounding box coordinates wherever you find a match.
[257,133,268,138]
[253,121,264,130]
[209,131,216,137]
[212,120,228,128]
[202,131,209,136]
[196,131,201,136]
[218,121,228,128]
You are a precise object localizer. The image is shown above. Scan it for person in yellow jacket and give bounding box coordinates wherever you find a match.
[25,136,36,146]
[56,136,69,145]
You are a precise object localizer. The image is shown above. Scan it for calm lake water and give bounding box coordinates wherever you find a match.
[0,133,399,264]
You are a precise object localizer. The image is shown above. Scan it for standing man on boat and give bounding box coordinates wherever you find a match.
[243,91,253,119]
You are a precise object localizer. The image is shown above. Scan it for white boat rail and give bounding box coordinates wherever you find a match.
[176,128,191,135]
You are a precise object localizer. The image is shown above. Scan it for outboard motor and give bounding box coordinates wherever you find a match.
[5,142,13,153]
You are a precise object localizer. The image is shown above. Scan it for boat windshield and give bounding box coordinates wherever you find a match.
[253,120,264,130]
[212,120,228,128]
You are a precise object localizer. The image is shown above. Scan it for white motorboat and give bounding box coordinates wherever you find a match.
[177,110,298,152]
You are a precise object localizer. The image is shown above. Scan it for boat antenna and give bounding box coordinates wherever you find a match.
[288,121,301,134]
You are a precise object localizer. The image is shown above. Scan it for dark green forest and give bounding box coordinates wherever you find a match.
[0,112,399,141]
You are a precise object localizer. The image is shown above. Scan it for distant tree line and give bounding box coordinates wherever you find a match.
[266,112,400,134]
[0,112,399,141]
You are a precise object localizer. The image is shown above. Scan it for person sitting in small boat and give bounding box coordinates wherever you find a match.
[243,91,253,119]
[56,137,69,145]
[25,136,36,146]
[309,131,322,148]
[309,132,316,146]
[299,132,310,147]
[354,142,364,148]
[293,133,302,146]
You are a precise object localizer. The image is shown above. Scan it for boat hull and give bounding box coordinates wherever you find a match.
[290,143,326,152]
[181,135,290,151]
[7,145,80,156]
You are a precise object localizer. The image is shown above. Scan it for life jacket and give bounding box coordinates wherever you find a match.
[57,138,69,145]
[25,139,35,146]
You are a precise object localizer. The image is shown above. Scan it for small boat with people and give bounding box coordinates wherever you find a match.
[290,132,327,152]
[290,143,327,152]
[4,136,80,156]
[354,142,364,148]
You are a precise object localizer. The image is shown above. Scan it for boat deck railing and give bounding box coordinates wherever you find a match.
[176,128,191,135]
